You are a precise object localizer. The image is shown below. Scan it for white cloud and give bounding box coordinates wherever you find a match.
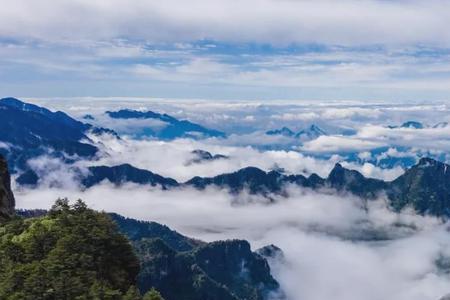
[301,135,384,153]
[2,0,450,46]
[271,112,320,121]
[322,107,383,119]
[80,135,339,180]
[0,141,11,150]
[13,182,450,300]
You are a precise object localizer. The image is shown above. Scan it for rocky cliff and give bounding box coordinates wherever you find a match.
[0,155,15,221]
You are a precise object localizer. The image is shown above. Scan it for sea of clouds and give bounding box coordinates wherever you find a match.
[15,183,450,300]
[12,98,450,300]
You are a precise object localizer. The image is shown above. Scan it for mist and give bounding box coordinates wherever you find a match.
[14,182,450,300]
[9,98,450,300]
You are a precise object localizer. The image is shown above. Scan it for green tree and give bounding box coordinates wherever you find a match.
[123,286,142,300]
[0,199,140,299]
[143,288,165,300]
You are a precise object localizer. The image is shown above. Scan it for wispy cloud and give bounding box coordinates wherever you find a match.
[2,0,450,46]
[2,1,450,99]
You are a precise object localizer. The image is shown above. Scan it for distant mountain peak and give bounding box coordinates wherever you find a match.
[106,109,225,139]
[82,164,178,189]
[433,122,448,128]
[266,127,295,137]
[0,97,101,171]
[295,124,327,139]
[265,124,326,140]
[400,121,424,129]
[187,149,229,164]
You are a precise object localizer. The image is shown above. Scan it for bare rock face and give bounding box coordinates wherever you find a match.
[0,155,15,221]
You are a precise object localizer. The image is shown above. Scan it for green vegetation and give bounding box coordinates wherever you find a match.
[0,199,164,300]
[134,238,280,300]
[142,289,165,300]
[0,198,277,300]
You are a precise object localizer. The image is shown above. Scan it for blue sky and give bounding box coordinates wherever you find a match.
[1,0,450,101]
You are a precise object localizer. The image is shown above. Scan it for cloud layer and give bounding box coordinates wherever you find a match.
[2,1,450,99]
[14,183,450,300]
[8,98,450,300]
[2,0,450,46]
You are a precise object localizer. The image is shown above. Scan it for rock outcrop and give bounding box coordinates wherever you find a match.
[0,155,15,221]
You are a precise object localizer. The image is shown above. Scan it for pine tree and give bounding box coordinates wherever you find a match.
[0,199,140,299]
[123,286,143,300]
[143,288,165,300]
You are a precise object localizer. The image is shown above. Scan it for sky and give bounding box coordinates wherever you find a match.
[2,0,450,100]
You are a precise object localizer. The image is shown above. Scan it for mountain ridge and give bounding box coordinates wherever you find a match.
[0,97,117,172]
[106,109,226,139]
[45,157,450,218]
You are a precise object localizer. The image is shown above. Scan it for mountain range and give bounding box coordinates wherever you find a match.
[3,97,450,218]
[0,97,116,172]
[30,157,449,218]
[266,124,326,140]
[106,109,226,140]
[388,120,450,129]
[187,157,450,217]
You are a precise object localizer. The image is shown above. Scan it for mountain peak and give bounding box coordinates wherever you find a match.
[309,124,323,132]
[295,124,326,139]
[266,127,295,137]
[106,108,225,139]
[0,97,23,105]
[417,157,441,167]
[400,121,424,129]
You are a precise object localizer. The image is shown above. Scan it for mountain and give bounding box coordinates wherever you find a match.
[388,158,450,216]
[265,125,326,141]
[388,121,424,129]
[400,121,424,129]
[134,238,281,300]
[326,163,387,199]
[77,158,450,217]
[295,124,327,140]
[256,245,285,261]
[30,156,449,217]
[187,149,229,164]
[82,114,95,120]
[185,158,450,217]
[106,109,226,139]
[0,97,105,172]
[112,215,281,299]
[433,122,448,128]
[0,155,15,221]
[81,164,179,189]
[266,127,295,137]
[16,169,39,187]
[186,167,286,194]
[15,152,450,218]
[110,213,203,252]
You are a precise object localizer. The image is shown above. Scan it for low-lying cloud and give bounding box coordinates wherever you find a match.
[14,182,450,300]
